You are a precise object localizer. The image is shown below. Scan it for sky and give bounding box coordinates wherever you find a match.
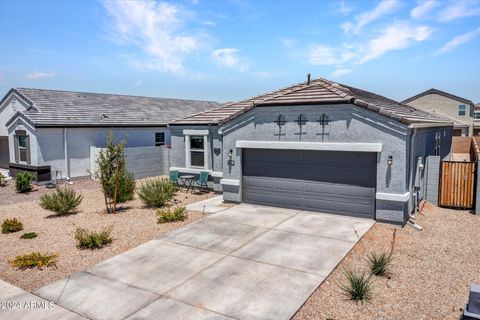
[0,0,479,103]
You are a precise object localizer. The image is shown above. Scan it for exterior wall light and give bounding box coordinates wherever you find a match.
[387,155,393,166]
[227,149,235,166]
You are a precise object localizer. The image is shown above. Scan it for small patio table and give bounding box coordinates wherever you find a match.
[179,175,196,193]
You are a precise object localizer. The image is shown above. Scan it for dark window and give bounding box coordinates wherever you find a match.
[191,151,204,167]
[155,132,165,146]
[190,136,204,167]
[190,136,204,150]
[459,104,466,116]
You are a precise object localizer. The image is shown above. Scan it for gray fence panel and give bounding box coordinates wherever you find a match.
[90,146,170,180]
[424,156,440,206]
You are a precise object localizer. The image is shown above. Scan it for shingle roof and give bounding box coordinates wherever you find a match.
[3,88,220,127]
[171,78,452,126]
[402,88,475,107]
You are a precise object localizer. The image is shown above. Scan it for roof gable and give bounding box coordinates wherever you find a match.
[402,88,474,107]
[172,78,452,126]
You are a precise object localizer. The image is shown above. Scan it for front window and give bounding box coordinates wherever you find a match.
[18,135,27,162]
[458,104,466,116]
[474,111,480,120]
[190,135,205,167]
[15,133,28,163]
[155,132,165,146]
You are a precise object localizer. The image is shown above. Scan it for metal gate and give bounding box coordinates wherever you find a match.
[439,161,476,209]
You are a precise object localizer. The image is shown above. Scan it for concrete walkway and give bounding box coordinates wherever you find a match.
[8,204,374,320]
[185,195,229,214]
[0,280,86,320]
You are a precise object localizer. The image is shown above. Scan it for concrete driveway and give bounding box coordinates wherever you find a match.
[34,204,374,320]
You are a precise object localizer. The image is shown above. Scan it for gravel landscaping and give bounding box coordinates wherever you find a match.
[294,202,480,320]
[0,177,215,292]
[0,178,99,206]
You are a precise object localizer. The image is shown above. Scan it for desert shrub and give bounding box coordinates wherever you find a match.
[137,178,175,208]
[40,187,83,215]
[75,226,113,249]
[367,250,392,276]
[9,252,58,269]
[157,206,187,223]
[0,172,6,187]
[20,232,38,239]
[341,269,372,302]
[1,218,23,234]
[15,172,34,193]
[96,133,136,213]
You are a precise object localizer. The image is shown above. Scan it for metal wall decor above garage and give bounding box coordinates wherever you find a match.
[242,149,376,218]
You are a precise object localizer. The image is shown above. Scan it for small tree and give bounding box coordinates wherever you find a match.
[95,133,135,213]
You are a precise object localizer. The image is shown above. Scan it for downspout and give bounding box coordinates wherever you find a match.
[409,127,417,213]
[407,127,423,230]
[208,123,213,171]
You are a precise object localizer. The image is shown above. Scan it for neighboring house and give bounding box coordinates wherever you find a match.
[170,77,453,225]
[402,88,475,137]
[475,103,480,131]
[0,88,219,180]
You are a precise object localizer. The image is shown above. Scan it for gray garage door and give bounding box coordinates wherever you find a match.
[242,149,376,218]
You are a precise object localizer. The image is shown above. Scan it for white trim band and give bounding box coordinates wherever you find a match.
[220,179,240,186]
[170,167,223,178]
[376,192,410,202]
[183,129,209,135]
[236,141,382,152]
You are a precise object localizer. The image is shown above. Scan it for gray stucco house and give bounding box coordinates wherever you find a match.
[170,78,453,225]
[0,88,219,180]
[403,88,475,137]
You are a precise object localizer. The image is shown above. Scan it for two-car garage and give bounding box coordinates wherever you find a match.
[241,149,377,219]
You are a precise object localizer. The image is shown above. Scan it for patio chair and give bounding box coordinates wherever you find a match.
[169,170,181,189]
[195,171,209,193]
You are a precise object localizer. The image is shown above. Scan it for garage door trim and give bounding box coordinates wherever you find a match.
[236,140,383,152]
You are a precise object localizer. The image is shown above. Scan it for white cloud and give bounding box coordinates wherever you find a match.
[102,0,200,74]
[411,0,438,19]
[331,68,352,77]
[309,45,338,65]
[211,48,248,72]
[254,71,275,79]
[362,23,434,62]
[343,0,400,34]
[438,1,480,22]
[437,26,480,54]
[308,44,357,66]
[338,0,353,15]
[26,72,56,80]
[340,22,354,34]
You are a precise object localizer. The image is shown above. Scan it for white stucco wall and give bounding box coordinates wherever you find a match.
[0,93,29,136]
[34,127,171,178]
[7,117,39,166]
